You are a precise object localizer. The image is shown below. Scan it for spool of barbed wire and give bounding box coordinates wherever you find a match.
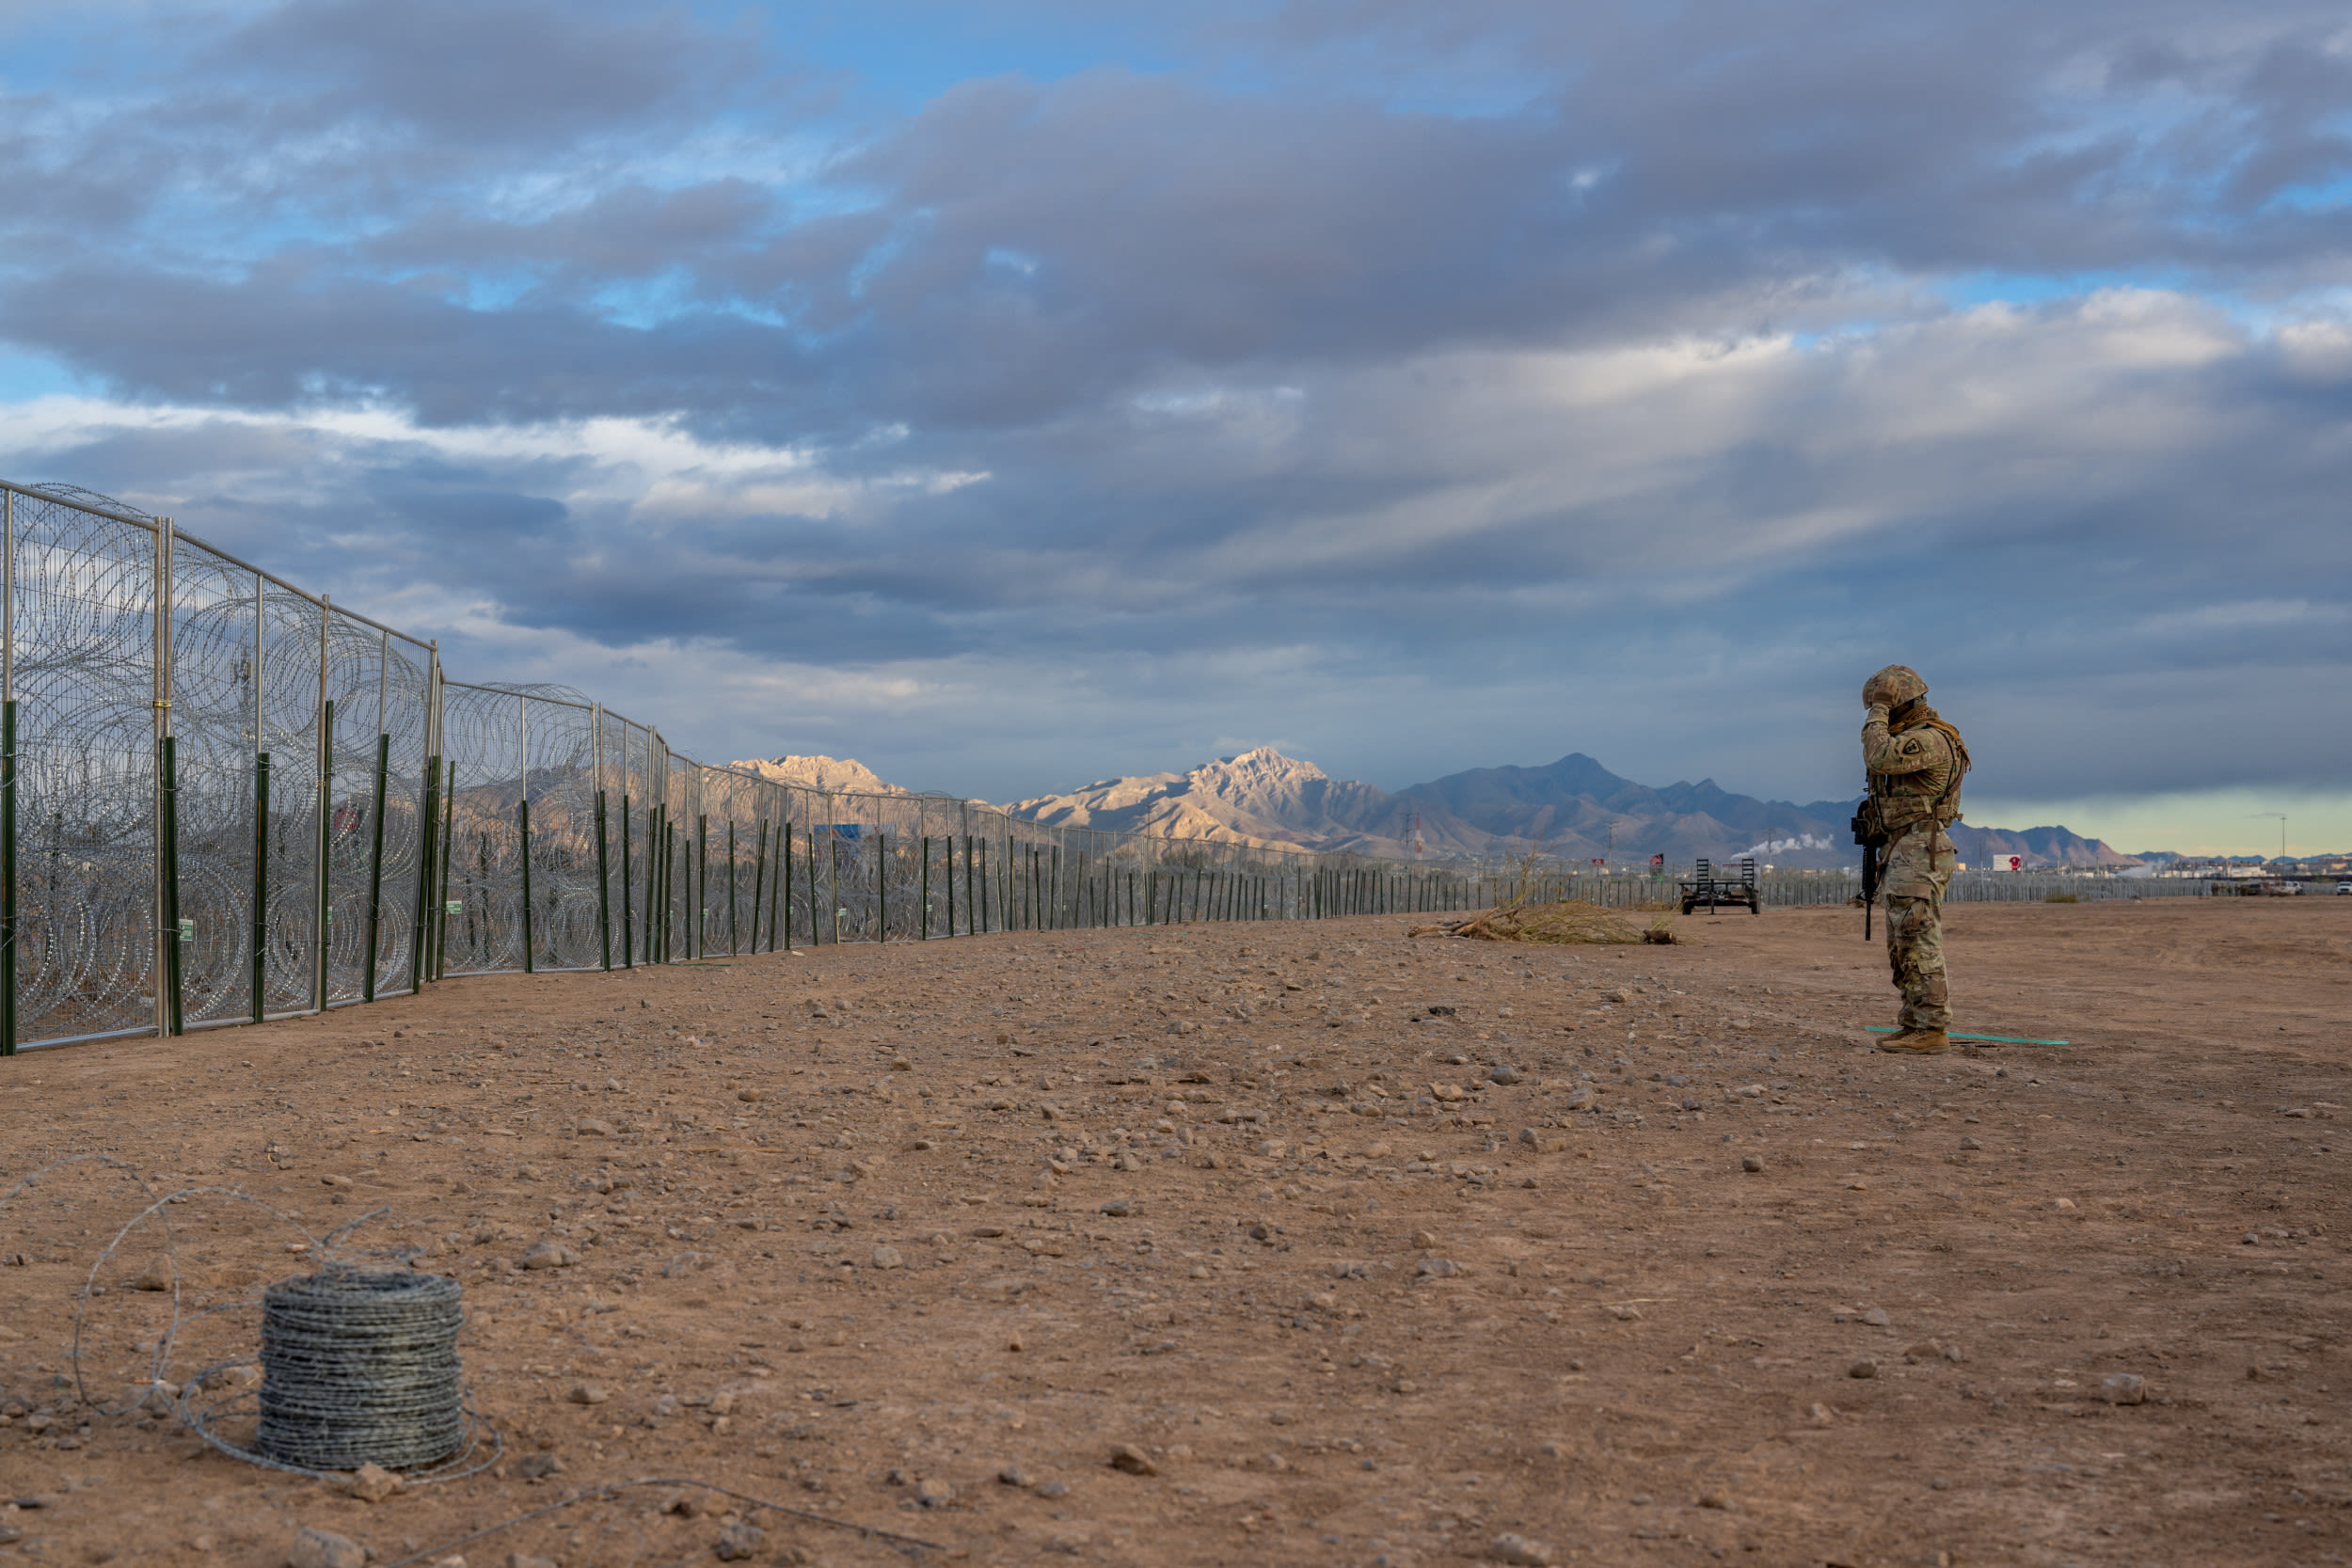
[255,1266,466,1472]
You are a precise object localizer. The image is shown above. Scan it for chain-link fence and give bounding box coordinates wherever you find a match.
[0,483,1520,1053]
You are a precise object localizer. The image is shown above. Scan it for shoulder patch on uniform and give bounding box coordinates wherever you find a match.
[1899,737,1922,754]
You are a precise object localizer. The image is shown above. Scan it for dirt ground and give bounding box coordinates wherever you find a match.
[3,895,2350,1568]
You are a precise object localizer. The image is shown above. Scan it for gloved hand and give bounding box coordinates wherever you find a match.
[1866,701,1890,721]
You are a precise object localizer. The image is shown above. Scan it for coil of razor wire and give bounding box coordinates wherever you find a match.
[251,1266,467,1472]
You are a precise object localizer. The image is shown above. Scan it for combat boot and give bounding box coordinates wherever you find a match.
[1877,1027,1949,1054]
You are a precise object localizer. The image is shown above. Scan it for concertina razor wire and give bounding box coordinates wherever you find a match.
[0,481,1513,1055]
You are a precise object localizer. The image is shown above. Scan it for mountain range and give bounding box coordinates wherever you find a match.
[737,745,2135,868]
[998,747,2137,869]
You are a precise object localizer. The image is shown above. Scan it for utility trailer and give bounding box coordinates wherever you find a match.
[1679,856,1760,915]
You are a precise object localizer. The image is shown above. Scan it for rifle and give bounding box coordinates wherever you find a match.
[1851,805,1884,940]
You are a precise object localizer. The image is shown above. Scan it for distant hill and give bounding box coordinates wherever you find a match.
[1002,747,1479,858]
[1395,752,2136,868]
[1397,754,1856,864]
[728,754,909,796]
[1949,823,2140,871]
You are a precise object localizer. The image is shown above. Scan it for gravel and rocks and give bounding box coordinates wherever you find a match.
[0,899,2344,1565]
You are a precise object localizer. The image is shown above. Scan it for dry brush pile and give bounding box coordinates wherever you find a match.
[1409,897,1680,945]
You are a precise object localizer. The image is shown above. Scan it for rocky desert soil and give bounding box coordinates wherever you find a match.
[2,896,2348,1568]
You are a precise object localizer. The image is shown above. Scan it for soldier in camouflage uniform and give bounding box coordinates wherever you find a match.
[1859,664,1971,1053]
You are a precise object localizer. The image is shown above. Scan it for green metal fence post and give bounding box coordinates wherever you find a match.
[0,701,12,1054]
[436,760,455,980]
[161,734,183,1036]
[921,834,930,941]
[0,704,15,1052]
[410,753,438,996]
[518,797,534,974]
[728,819,739,957]
[250,751,269,1023]
[642,803,660,963]
[620,795,634,967]
[750,816,768,954]
[315,697,333,1013]
[363,732,389,1003]
[0,700,11,1055]
[769,817,785,950]
[644,805,659,964]
[596,789,612,971]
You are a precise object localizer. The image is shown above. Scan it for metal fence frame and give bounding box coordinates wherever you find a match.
[0,482,1522,1054]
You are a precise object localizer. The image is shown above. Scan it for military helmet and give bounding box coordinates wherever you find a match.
[1864,664,1928,707]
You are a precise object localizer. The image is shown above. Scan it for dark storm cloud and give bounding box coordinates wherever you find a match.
[0,0,2345,811]
[223,0,747,148]
[0,261,814,426]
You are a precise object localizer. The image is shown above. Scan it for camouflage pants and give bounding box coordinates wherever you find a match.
[1882,823,1956,1030]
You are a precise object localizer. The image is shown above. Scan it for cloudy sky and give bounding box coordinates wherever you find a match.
[2,1,2346,853]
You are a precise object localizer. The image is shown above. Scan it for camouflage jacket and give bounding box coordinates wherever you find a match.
[1862,707,1964,837]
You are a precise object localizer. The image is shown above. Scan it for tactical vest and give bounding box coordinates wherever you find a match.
[1867,718,1966,837]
